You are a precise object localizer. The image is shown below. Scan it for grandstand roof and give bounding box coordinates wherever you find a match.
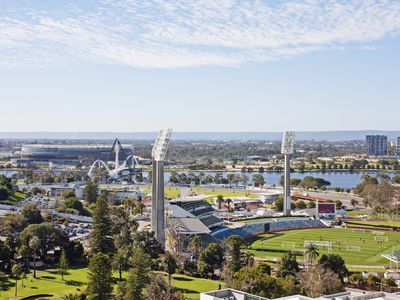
[172,218,211,235]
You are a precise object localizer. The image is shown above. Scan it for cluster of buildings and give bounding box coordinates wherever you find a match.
[366,135,400,156]
[201,289,400,300]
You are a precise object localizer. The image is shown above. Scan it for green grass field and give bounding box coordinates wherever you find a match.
[0,268,222,300]
[247,228,400,267]
[346,220,400,228]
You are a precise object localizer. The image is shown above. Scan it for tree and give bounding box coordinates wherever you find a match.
[61,293,82,300]
[231,264,289,299]
[297,265,343,298]
[335,200,343,209]
[113,247,129,281]
[215,195,224,210]
[21,222,69,260]
[59,248,69,281]
[12,264,22,296]
[29,236,40,278]
[132,230,163,259]
[307,201,316,209]
[392,175,400,184]
[223,235,242,275]
[84,178,98,204]
[61,190,76,200]
[64,197,87,216]
[124,247,152,300]
[0,185,10,200]
[318,254,348,282]
[188,235,203,257]
[225,198,233,212]
[0,240,12,271]
[87,253,113,300]
[277,251,299,278]
[21,203,43,225]
[146,273,184,300]
[90,196,114,255]
[163,252,177,288]
[296,200,306,209]
[252,174,265,187]
[305,244,319,266]
[197,243,224,278]
[274,197,284,212]
[350,198,359,208]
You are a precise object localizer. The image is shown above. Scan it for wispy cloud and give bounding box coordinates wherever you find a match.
[0,0,399,69]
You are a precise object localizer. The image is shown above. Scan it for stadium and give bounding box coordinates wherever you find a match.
[21,144,129,160]
[210,218,400,269]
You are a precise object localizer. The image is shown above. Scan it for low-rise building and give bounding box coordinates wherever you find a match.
[201,289,400,300]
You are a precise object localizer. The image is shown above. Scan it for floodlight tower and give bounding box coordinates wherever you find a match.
[281,131,295,216]
[112,138,123,171]
[151,128,172,247]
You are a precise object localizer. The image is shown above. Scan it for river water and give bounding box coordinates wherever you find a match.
[1,170,396,189]
[163,171,398,189]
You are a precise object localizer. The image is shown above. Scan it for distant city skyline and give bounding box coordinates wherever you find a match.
[1,1,400,132]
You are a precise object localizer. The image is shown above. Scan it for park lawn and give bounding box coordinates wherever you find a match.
[246,228,400,267]
[1,268,89,299]
[172,274,224,300]
[0,268,221,300]
[191,187,258,199]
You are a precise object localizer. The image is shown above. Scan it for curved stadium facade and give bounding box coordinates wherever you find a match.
[21,144,130,160]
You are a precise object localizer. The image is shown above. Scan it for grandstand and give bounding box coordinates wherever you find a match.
[211,218,326,242]
[170,197,223,229]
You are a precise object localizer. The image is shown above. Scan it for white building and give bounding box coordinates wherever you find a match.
[201,289,400,300]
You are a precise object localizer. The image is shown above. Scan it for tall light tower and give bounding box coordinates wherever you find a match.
[281,131,295,216]
[151,128,172,247]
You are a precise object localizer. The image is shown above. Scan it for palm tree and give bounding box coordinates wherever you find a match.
[29,236,40,278]
[305,244,319,267]
[215,195,224,211]
[188,235,203,257]
[12,264,22,296]
[112,247,128,281]
[225,198,233,212]
[61,293,81,300]
[163,252,177,288]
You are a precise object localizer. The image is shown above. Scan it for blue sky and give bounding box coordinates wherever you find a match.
[1,0,400,132]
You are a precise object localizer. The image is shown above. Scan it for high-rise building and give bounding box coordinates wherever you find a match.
[366,135,388,156]
[397,137,400,156]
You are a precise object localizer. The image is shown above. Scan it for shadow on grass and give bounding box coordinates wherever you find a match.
[30,286,39,289]
[173,277,193,282]
[175,287,198,294]
[65,280,84,286]
[41,275,56,280]
[0,278,16,291]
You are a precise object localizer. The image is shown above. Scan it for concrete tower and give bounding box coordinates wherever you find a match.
[281,131,295,216]
[151,129,172,247]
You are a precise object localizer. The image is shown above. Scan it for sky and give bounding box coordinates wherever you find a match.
[0,0,400,132]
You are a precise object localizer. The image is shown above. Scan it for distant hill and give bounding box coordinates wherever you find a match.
[0,130,399,141]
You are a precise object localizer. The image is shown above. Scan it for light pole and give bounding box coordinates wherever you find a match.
[151,128,172,248]
[281,131,295,216]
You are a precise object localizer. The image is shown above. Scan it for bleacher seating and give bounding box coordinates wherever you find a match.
[211,218,326,242]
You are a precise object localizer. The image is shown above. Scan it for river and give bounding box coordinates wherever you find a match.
[0,169,396,189]
[163,171,398,189]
